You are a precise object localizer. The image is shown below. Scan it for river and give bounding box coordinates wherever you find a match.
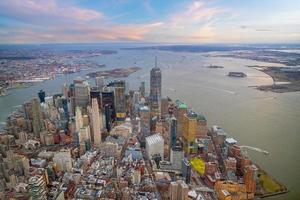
[0,45,299,199]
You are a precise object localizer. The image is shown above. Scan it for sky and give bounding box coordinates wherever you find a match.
[0,0,299,44]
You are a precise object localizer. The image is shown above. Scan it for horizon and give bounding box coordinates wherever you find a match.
[0,0,299,44]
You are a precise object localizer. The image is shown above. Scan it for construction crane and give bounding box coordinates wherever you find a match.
[240,145,269,156]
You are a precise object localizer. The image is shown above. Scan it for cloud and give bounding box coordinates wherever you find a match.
[0,0,103,23]
[0,0,164,43]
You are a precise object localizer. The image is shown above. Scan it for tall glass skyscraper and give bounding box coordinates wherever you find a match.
[150,57,162,119]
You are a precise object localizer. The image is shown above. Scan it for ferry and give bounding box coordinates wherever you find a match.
[228,72,247,77]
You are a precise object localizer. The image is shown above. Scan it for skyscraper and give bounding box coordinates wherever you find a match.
[95,76,106,90]
[113,80,126,122]
[150,57,161,119]
[31,98,44,137]
[91,98,102,146]
[38,90,45,103]
[182,158,191,184]
[75,107,83,132]
[90,87,101,111]
[170,117,177,150]
[139,81,145,98]
[74,78,90,108]
[175,100,187,138]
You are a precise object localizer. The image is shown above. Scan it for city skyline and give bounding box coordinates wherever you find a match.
[0,0,299,44]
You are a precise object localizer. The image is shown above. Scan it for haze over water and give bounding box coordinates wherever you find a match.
[0,45,299,199]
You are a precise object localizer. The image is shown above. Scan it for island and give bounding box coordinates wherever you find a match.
[87,67,142,78]
[248,65,300,93]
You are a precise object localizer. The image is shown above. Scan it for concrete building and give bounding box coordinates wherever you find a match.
[74,78,90,108]
[90,98,102,146]
[75,107,83,132]
[170,180,189,200]
[145,133,164,160]
[139,106,150,146]
[53,149,72,172]
[113,80,126,123]
[170,146,184,171]
[170,117,177,150]
[28,175,47,200]
[95,76,106,90]
[182,158,191,184]
[174,100,187,138]
[31,98,44,137]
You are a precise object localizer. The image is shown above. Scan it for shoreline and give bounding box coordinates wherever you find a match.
[247,65,300,93]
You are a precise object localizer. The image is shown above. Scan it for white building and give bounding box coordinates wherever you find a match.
[53,149,72,172]
[145,133,164,160]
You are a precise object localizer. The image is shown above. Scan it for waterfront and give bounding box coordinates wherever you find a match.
[0,47,299,199]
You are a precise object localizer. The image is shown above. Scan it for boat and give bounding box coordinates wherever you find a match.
[228,72,247,77]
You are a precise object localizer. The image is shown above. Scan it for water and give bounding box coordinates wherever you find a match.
[0,46,299,199]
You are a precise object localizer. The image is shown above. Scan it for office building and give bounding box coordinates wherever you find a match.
[182,158,191,184]
[174,100,187,138]
[170,117,177,150]
[182,110,198,154]
[139,106,150,145]
[31,98,44,137]
[53,149,72,172]
[170,180,189,200]
[38,90,46,103]
[95,76,106,90]
[90,87,102,111]
[139,81,145,98]
[113,80,126,122]
[75,107,83,132]
[91,98,102,146]
[170,146,184,171]
[150,58,162,118]
[74,78,90,108]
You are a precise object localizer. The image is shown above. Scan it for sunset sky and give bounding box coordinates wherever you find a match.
[0,0,299,44]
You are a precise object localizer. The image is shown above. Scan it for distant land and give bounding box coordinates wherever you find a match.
[248,65,300,93]
[124,44,300,66]
[87,67,141,78]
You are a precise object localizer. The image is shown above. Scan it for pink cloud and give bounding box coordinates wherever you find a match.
[0,0,102,22]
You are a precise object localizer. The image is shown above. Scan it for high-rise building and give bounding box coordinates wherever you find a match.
[182,110,198,154]
[244,164,258,193]
[170,117,177,150]
[104,104,112,131]
[38,90,46,103]
[170,146,184,171]
[91,98,102,146]
[174,100,187,138]
[150,57,162,119]
[182,158,191,184]
[28,175,47,200]
[139,106,150,147]
[170,181,178,200]
[139,81,145,98]
[75,107,83,132]
[74,78,90,108]
[53,149,72,172]
[95,76,106,90]
[31,98,44,137]
[90,87,102,111]
[113,80,126,122]
[170,180,189,200]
